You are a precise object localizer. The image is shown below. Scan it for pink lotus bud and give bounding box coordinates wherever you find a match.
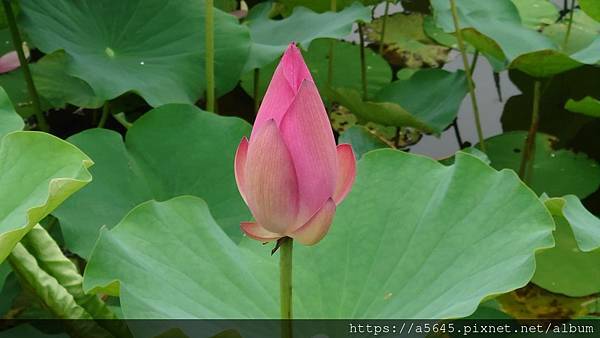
[0,43,30,74]
[235,44,356,246]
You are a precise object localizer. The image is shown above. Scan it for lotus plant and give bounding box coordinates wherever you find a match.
[234,44,356,246]
[234,43,356,334]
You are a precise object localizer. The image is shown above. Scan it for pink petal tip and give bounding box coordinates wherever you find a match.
[333,144,356,204]
[290,198,336,246]
[234,137,249,203]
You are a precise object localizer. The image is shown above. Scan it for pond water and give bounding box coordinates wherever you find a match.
[412,53,519,158]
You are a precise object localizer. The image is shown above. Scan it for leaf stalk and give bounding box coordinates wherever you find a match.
[279,237,293,338]
[378,1,390,55]
[563,0,576,50]
[519,80,542,182]
[449,0,486,152]
[98,101,110,128]
[357,22,368,101]
[3,0,48,131]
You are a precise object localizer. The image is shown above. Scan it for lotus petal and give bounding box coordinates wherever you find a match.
[333,144,356,204]
[280,80,337,224]
[251,44,313,140]
[290,198,336,246]
[244,120,299,233]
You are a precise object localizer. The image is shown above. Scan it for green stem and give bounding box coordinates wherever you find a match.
[493,71,503,102]
[98,101,110,128]
[205,0,215,112]
[469,50,479,74]
[280,237,293,338]
[518,80,542,181]
[449,0,485,152]
[378,1,390,55]
[563,0,576,51]
[2,0,47,131]
[327,0,336,88]
[358,22,368,101]
[451,118,464,148]
[113,112,132,129]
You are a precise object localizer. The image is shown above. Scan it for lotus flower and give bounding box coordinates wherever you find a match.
[234,44,356,246]
[0,43,30,74]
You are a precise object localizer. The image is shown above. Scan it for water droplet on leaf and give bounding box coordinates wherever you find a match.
[105,47,115,58]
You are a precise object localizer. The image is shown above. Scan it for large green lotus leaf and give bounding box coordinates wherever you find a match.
[20,0,251,106]
[83,196,278,318]
[241,39,391,102]
[533,195,600,296]
[328,87,434,133]
[328,69,467,134]
[565,97,600,118]
[508,38,600,78]
[53,104,251,259]
[365,13,450,68]
[0,86,23,139]
[243,2,371,71]
[30,51,103,109]
[544,195,600,252]
[374,69,468,133]
[0,131,92,263]
[511,0,559,30]
[579,0,600,22]
[480,132,600,199]
[431,0,600,77]
[277,0,380,14]
[84,151,555,319]
[430,0,543,72]
[431,0,551,60]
